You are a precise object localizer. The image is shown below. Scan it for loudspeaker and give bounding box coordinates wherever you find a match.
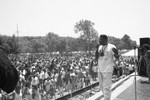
[140,37,150,46]
[138,37,150,77]
[139,38,150,59]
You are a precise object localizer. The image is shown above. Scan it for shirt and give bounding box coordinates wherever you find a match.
[98,43,116,72]
[32,77,39,86]
[40,71,45,79]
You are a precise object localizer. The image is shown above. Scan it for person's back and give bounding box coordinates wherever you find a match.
[145,50,150,82]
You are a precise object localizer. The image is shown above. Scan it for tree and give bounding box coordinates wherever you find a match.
[31,38,47,53]
[130,40,137,49]
[0,35,5,45]
[6,34,20,54]
[56,39,66,54]
[18,37,33,53]
[121,34,136,50]
[45,32,60,52]
[62,37,79,52]
[74,19,98,52]
[68,38,80,51]
[108,36,125,50]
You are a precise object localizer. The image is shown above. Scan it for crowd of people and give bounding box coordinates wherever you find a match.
[0,51,136,100]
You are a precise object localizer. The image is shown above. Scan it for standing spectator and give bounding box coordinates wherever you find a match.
[31,75,39,100]
[14,85,22,100]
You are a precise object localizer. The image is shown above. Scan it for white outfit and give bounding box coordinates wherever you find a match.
[32,77,39,86]
[40,71,45,80]
[14,92,22,100]
[97,43,116,100]
[98,44,116,73]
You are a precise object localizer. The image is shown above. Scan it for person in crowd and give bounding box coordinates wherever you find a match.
[95,34,119,100]
[145,50,150,83]
[128,64,134,74]
[31,75,39,100]
[13,84,22,100]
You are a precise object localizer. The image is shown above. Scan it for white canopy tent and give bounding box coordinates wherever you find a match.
[122,49,138,57]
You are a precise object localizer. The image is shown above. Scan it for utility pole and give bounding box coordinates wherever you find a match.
[16,24,19,39]
[16,24,20,54]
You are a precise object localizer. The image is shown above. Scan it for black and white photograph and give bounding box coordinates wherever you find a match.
[0,0,150,100]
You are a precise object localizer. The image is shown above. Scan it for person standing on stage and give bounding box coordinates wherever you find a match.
[95,34,119,100]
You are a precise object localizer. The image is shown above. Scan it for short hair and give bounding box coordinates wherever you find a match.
[100,34,108,40]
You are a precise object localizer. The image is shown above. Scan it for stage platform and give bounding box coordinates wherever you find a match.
[87,73,150,100]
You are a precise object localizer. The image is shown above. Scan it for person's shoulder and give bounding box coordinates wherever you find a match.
[108,43,116,48]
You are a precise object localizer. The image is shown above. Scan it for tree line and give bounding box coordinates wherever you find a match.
[0,19,137,54]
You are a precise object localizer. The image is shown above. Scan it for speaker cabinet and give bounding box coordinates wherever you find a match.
[140,38,150,46]
[138,37,150,77]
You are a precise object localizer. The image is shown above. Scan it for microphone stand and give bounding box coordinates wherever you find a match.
[134,46,137,100]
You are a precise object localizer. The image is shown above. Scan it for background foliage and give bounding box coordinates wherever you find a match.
[0,19,137,54]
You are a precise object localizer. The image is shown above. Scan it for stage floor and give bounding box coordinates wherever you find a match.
[87,73,150,100]
[113,76,150,100]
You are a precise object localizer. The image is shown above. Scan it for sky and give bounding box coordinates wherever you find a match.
[0,0,150,44]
